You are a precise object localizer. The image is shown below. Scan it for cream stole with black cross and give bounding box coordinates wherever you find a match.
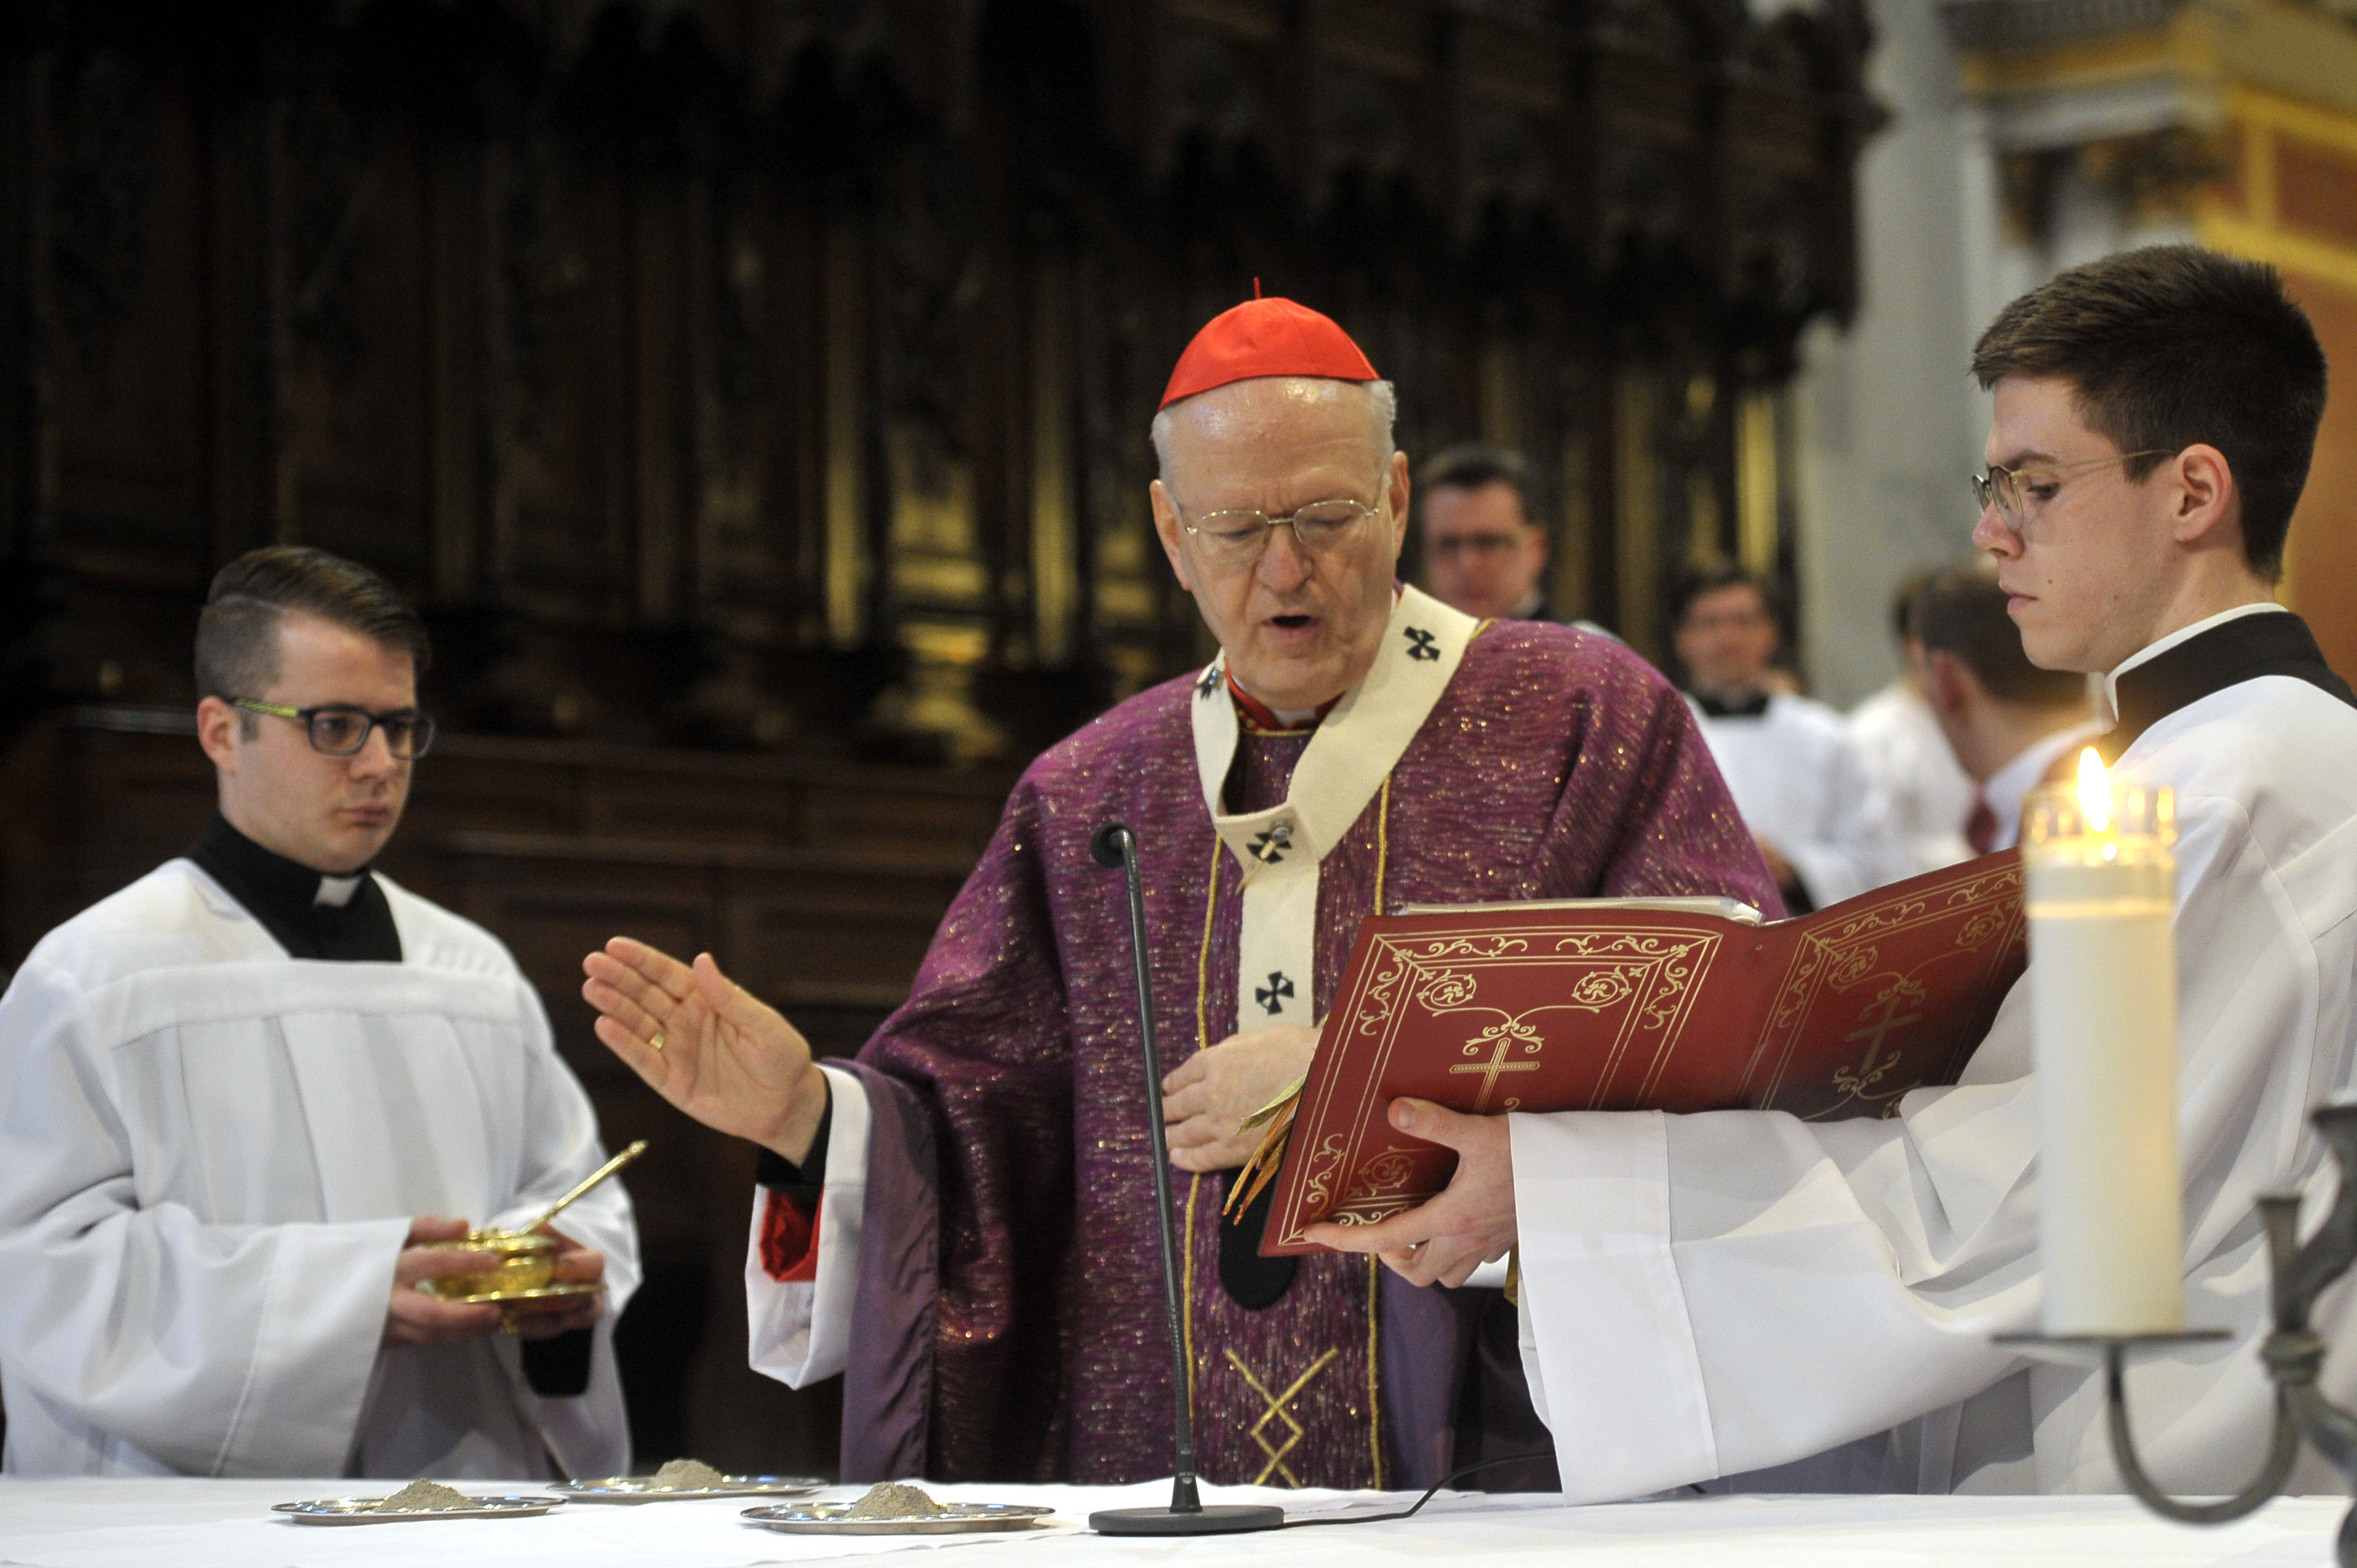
[1190,584,1478,1035]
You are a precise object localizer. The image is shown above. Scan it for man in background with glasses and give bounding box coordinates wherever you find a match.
[0,545,637,1480]
[1417,445,1555,622]
[585,295,1775,1489]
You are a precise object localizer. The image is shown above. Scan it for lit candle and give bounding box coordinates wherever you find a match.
[2024,750,2183,1336]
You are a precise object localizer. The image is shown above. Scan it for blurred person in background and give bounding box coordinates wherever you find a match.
[1911,566,2101,853]
[1849,571,1977,871]
[1417,445,1558,622]
[1673,564,1898,912]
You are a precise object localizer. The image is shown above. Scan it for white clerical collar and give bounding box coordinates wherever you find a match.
[1983,719,2107,845]
[314,874,364,909]
[2099,601,2287,726]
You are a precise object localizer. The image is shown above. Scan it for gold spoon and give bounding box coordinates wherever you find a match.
[516,1139,649,1235]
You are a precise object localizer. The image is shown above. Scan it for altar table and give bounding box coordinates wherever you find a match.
[1,1478,2346,1567]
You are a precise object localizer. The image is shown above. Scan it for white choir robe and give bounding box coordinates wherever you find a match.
[1514,672,2357,1500]
[0,859,638,1479]
[1848,681,1974,875]
[1689,694,1902,906]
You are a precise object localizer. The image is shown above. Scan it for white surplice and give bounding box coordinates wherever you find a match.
[1848,682,1974,875]
[1515,661,2357,1502]
[0,860,638,1479]
[1689,693,1901,907]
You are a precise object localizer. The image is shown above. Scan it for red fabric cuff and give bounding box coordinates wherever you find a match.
[759,1189,822,1282]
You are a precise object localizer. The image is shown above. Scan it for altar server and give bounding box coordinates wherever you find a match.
[1849,574,1977,873]
[1311,245,2357,1502]
[584,296,1777,1488]
[1674,566,1899,910]
[0,546,637,1479]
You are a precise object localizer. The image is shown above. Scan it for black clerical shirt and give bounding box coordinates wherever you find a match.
[2101,608,2357,761]
[187,815,402,962]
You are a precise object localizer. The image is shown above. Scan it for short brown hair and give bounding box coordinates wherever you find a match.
[1419,444,1538,525]
[1670,561,1775,627]
[1970,245,2325,575]
[195,546,431,705]
[1912,568,2083,707]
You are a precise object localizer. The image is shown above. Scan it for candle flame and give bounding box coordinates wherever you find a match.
[2076,747,2111,833]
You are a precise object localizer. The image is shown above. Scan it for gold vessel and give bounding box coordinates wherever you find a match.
[415,1230,562,1301]
[413,1139,649,1313]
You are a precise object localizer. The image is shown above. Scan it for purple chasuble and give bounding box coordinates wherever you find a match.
[835,620,1779,1487]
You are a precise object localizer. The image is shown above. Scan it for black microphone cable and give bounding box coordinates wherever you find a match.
[1279,1451,1560,1529]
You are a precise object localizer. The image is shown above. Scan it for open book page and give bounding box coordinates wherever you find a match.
[1398,894,1763,924]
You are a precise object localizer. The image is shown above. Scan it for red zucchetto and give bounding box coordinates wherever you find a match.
[1159,296,1381,410]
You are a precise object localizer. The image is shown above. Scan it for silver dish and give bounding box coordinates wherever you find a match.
[741,1501,1057,1534]
[273,1494,565,1525]
[553,1475,827,1504]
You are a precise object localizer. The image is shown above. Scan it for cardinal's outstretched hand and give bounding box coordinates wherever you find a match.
[581,938,830,1164]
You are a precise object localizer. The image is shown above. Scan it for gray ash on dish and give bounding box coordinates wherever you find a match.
[371,1479,473,1513]
[843,1482,949,1519]
[649,1457,728,1489]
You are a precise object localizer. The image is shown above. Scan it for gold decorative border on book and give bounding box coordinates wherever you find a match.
[1274,919,1723,1241]
[1742,861,2027,1118]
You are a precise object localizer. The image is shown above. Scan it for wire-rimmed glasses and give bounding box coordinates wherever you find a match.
[230,698,438,759]
[1175,496,1383,567]
[1970,450,2174,527]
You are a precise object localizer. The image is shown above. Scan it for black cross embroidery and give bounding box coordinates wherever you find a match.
[1255,971,1295,1015]
[1403,626,1440,662]
[1196,664,1222,700]
[1247,825,1291,864]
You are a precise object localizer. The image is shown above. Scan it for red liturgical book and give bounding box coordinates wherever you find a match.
[1258,852,2027,1256]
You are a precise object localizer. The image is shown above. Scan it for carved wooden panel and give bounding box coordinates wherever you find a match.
[46,65,209,591]
[485,141,642,623]
[279,112,438,589]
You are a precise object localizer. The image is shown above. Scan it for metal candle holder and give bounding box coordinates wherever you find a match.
[1999,1100,2357,1564]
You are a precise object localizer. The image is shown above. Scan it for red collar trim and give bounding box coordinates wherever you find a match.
[1226,668,1338,733]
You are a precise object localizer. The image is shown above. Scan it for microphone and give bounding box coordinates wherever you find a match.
[1086,822,1285,1536]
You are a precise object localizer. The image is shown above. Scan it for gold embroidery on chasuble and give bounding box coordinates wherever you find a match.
[1176,785,1394,1491]
[1182,1188,1384,1489]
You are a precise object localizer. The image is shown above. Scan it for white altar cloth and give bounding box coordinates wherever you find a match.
[0,1478,2345,1567]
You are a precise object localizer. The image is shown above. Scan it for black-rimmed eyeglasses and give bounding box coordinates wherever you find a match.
[231,698,438,759]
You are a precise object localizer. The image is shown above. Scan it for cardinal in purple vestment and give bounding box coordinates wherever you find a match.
[584,297,1777,1492]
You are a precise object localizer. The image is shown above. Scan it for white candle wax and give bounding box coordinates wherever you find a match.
[2026,761,2184,1337]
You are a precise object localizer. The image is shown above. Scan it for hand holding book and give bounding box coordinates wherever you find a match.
[1299,1096,1516,1288]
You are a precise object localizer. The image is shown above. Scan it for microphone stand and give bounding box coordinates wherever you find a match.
[1087,822,1286,1536]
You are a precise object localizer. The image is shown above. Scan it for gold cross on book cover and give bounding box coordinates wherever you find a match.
[1238,851,2028,1256]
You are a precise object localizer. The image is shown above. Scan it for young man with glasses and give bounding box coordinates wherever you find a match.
[1417,445,1554,622]
[0,546,638,1479]
[1310,245,2357,1502]
[584,296,1776,1489]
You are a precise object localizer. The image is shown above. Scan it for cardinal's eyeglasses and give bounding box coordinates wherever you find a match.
[1175,496,1383,567]
[230,699,438,759]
